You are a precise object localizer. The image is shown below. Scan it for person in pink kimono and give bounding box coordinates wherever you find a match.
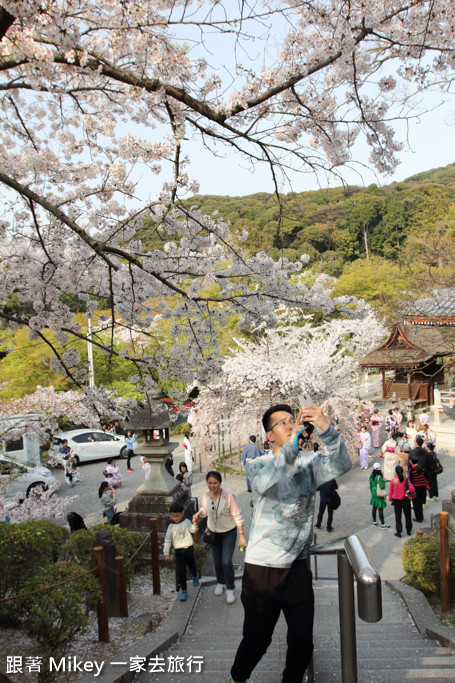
[140,455,151,480]
[370,409,384,448]
[358,425,372,469]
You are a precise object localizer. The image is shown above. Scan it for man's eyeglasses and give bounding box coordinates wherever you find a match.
[270,418,296,430]
[211,501,215,510]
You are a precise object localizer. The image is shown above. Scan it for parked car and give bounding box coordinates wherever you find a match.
[48,430,127,466]
[0,455,57,499]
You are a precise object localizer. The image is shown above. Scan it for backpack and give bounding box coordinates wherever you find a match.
[330,490,341,510]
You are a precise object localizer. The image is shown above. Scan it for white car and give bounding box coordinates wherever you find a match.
[49,430,127,466]
[0,455,57,499]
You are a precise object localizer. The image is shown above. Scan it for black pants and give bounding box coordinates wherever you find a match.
[231,560,314,683]
[316,501,333,529]
[393,499,412,535]
[412,485,427,522]
[372,506,385,525]
[126,449,135,469]
[428,474,438,498]
[175,546,197,591]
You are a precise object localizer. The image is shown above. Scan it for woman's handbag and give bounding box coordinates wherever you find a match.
[201,527,216,544]
[404,478,416,500]
[434,459,443,475]
[376,482,387,498]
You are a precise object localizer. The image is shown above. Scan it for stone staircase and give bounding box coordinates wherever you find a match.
[312,582,454,682]
[133,580,454,683]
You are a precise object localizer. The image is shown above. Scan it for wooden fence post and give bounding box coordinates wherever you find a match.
[440,511,450,612]
[115,556,128,618]
[93,546,110,642]
[150,518,161,596]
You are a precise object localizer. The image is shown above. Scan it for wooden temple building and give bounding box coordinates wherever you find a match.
[360,289,455,406]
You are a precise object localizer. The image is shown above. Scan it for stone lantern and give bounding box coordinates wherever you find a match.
[119,396,196,555]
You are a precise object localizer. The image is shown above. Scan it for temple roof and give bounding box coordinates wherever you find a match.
[360,323,454,368]
[404,288,455,325]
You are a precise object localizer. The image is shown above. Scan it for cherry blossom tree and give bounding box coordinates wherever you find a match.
[0,385,135,443]
[0,1,453,404]
[193,309,386,457]
[0,478,77,524]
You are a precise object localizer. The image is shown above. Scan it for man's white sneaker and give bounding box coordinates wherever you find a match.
[214,583,225,596]
[226,589,235,605]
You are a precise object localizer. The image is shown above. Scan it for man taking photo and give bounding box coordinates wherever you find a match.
[230,402,351,683]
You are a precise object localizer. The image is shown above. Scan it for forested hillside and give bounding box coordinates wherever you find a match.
[142,163,455,281]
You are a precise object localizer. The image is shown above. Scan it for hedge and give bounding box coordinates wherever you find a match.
[401,536,455,595]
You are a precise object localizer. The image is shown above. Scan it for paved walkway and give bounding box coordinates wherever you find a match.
[127,419,455,683]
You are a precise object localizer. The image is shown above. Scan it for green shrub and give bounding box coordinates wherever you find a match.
[22,561,101,682]
[34,520,70,561]
[62,524,144,583]
[401,537,455,595]
[193,543,208,575]
[0,520,67,623]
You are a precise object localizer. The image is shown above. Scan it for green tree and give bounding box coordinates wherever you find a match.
[333,256,413,320]
[371,196,408,259]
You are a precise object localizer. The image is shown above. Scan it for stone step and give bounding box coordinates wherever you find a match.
[133,582,454,683]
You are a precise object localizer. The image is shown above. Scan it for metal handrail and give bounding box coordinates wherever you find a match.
[309,534,382,683]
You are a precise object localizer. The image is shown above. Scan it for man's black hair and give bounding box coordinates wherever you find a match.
[170,502,184,513]
[415,436,424,447]
[427,443,435,451]
[262,404,294,432]
[249,435,256,443]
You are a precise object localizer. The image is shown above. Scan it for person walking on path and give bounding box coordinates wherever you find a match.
[315,478,337,532]
[193,470,246,606]
[381,434,399,481]
[408,457,429,523]
[389,465,415,538]
[426,443,442,500]
[63,452,78,486]
[182,430,193,474]
[370,409,384,448]
[408,436,431,477]
[393,407,403,428]
[419,409,429,425]
[230,402,351,683]
[241,435,261,492]
[125,431,137,471]
[385,409,398,438]
[369,463,389,528]
[163,502,199,601]
[396,433,411,474]
[358,425,371,469]
[405,420,417,446]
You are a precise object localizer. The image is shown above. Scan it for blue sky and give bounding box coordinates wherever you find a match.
[182,95,455,197]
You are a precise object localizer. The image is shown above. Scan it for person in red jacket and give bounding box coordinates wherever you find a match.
[389,465,415,538]
[408,457,429,523]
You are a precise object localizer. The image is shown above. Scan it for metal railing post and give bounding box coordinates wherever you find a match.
[337,551,357,683]
[310,535,382,683]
